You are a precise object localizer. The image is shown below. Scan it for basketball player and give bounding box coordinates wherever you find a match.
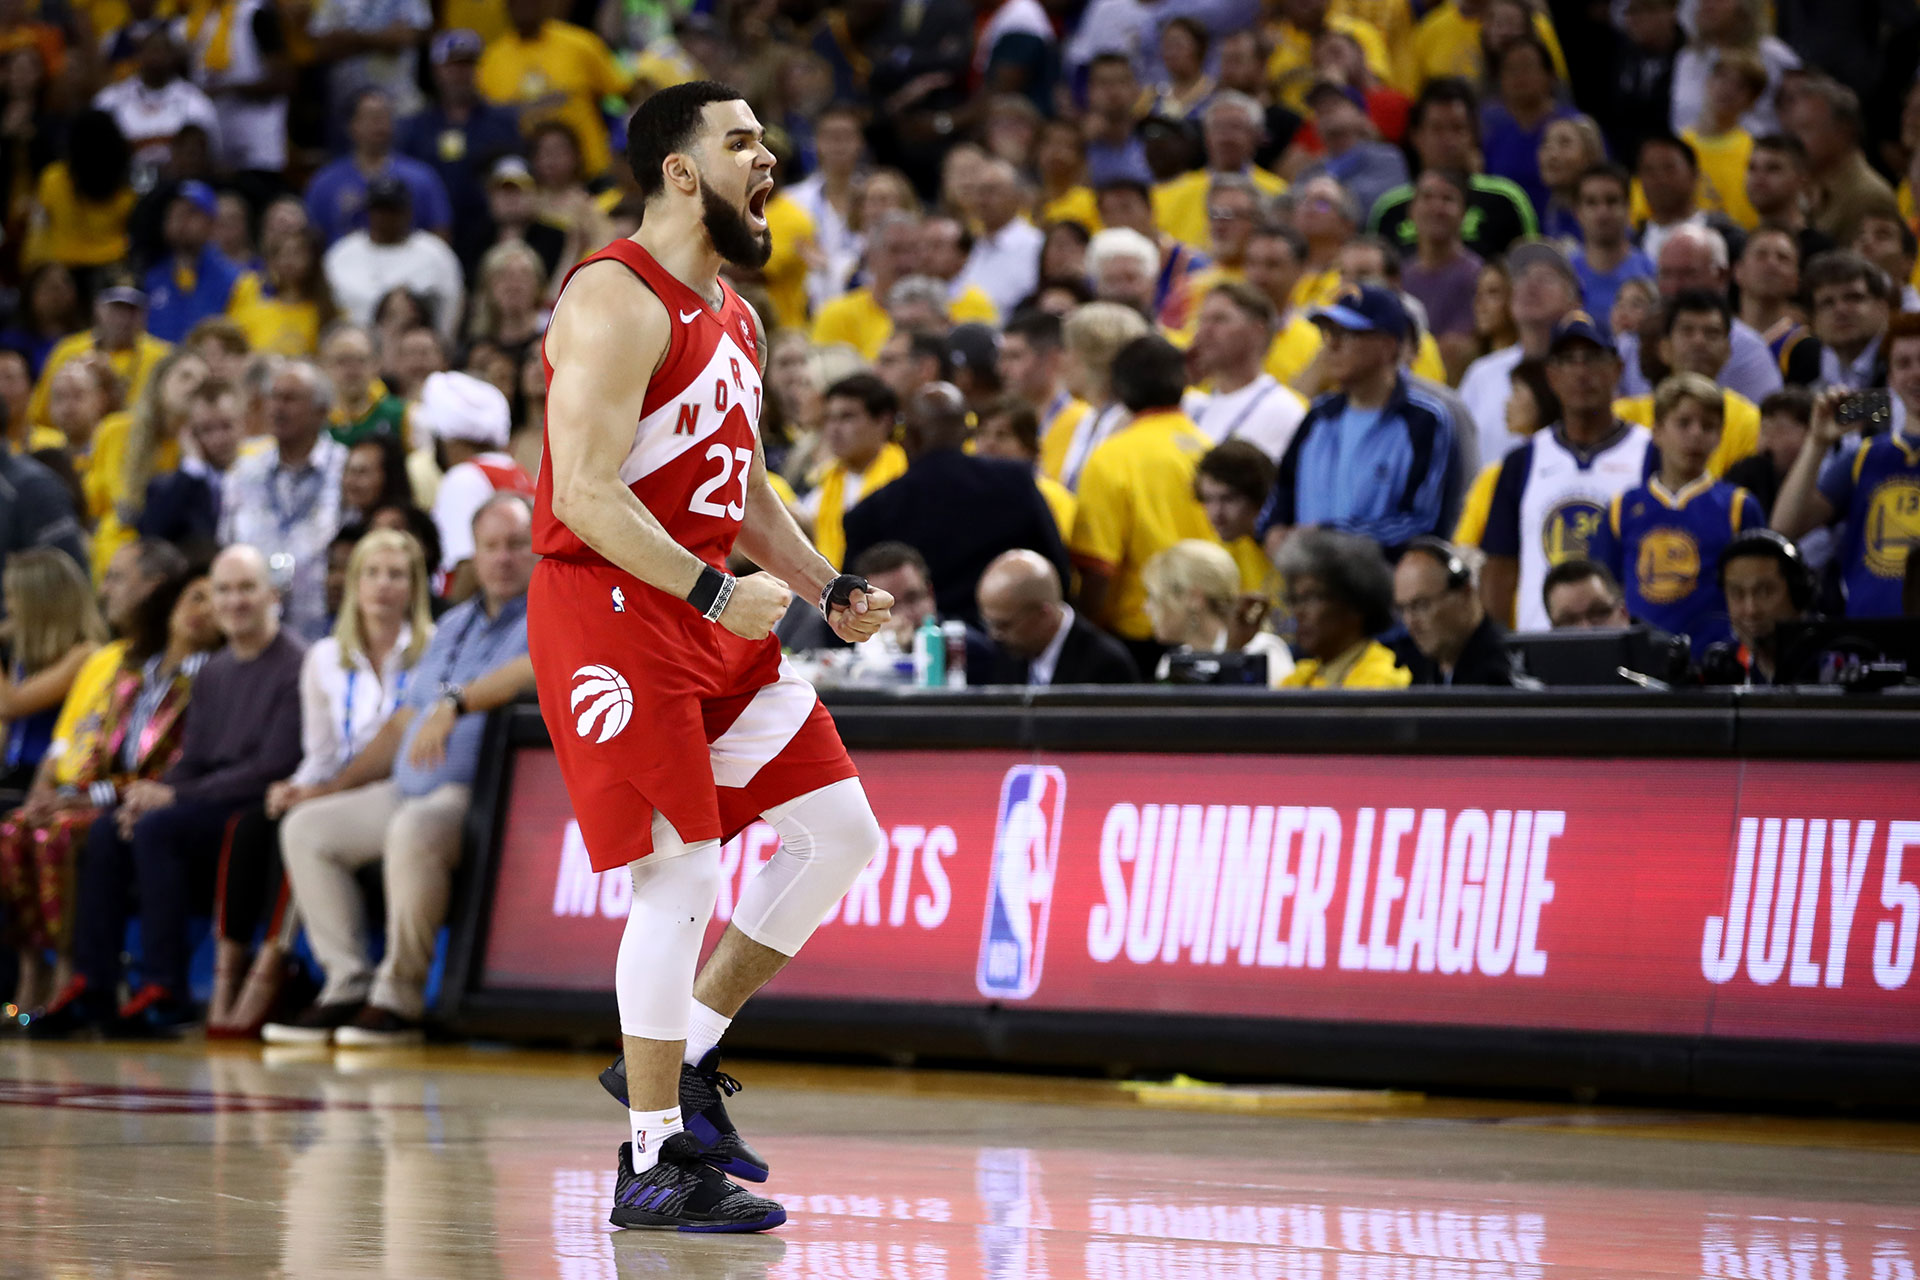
[530,81,895,1233]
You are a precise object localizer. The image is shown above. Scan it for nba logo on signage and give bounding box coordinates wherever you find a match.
[976,766,1066,1000]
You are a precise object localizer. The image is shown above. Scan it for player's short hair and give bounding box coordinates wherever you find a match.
[850,540,929,583]
[1196,439,1276,506]
[1109,334,1188,413]
[823,371,898,421]
[625,80,748,204]
[1541,557,1622,610]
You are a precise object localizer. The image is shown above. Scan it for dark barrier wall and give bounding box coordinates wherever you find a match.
[442,690,1920,1104]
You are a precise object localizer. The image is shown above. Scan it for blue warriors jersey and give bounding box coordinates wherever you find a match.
[1817,427,1920,617]
[1589,476,1763,654]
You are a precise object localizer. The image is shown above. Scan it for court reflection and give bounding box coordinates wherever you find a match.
[4,1045,1918,1280]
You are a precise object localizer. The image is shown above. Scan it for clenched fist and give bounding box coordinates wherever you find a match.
[827,586,894,644]
[719,572,793,640]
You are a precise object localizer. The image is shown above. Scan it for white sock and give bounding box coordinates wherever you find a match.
[629,1105,683,1173]
[684,1000,733,1067]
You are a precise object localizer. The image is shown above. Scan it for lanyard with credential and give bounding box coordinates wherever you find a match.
[1217,383,1278,445]
[266,460,324,538]
[340,663,410,762]
[1061,404,1123,491]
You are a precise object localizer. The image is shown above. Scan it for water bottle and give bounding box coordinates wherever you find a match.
[912,615,945,686]
[942,620,967,687]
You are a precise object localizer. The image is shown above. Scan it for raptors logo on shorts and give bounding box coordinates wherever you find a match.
[527,238,858,873]
[571,665,633,743]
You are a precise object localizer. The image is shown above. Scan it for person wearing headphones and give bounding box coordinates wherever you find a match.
[1390,537,1522,686]
[1700,529,1817,685]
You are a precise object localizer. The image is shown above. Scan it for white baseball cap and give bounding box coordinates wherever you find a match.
[415,370,511,449]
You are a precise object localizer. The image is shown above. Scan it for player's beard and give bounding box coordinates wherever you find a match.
[699,178,772,270]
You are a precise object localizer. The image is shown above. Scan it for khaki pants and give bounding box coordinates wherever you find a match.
[279,780,470,1018]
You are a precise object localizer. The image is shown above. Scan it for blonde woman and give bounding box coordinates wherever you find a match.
[466,240,550,365]
[1143,539,1294,688]
[86,347,209,580]
[0,550,109,793]
[1536,115,1606,244]
[1045,301,1151,491]
[211,529,436,1036]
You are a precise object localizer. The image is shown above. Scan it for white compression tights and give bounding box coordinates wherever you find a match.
[615,779,884,1041]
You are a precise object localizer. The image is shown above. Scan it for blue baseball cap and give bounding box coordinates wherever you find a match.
[175,179,217,217]
[1548,309,1614,354]
[431,28,483,64]
[1309,283,1411,341]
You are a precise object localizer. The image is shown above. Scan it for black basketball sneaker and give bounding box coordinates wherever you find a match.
[610,1135,785,1233]
[600,1050,771,1183]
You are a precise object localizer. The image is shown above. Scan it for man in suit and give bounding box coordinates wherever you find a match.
[843,382,1070,626]
[137,379,244,555]
[975,549,1140,686]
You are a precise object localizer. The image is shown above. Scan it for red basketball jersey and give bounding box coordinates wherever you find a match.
[534,239,764,571]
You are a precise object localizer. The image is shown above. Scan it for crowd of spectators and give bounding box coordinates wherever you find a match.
[5,0,1920,1039]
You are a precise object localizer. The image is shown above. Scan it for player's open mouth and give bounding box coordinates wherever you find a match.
[746,183,772,229]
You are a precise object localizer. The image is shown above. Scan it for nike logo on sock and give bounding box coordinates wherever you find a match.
[678,309,702,324]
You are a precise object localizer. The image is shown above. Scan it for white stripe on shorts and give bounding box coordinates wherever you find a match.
[708,658,817,788]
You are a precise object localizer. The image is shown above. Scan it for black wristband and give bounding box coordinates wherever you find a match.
[687,565,735,622]
[819,573,870,618]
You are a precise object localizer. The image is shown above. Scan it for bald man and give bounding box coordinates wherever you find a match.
[37,544,307,1037]
[976,549,1139,686]
[843,383,1070,625]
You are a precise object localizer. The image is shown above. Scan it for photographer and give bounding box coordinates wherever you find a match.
[1773,311,1920,618]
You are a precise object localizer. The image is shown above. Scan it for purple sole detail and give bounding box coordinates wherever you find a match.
[677,1207,787,1234]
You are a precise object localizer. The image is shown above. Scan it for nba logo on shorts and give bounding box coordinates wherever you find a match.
[975,766,1065,1001]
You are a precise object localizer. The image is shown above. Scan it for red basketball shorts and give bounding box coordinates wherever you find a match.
[528,558,857,873]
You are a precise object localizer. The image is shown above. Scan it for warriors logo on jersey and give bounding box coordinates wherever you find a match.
[1483,421,1655,631]
[1863,477,1920,579]
[1539,498,1607,567]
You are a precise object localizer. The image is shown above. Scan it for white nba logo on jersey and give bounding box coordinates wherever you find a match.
[571,665,633,743]
[611,586,626,613]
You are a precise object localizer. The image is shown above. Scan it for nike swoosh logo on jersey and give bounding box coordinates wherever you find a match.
[679,309,702,324]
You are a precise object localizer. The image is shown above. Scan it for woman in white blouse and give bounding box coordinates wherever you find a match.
[207,530,436,1036]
